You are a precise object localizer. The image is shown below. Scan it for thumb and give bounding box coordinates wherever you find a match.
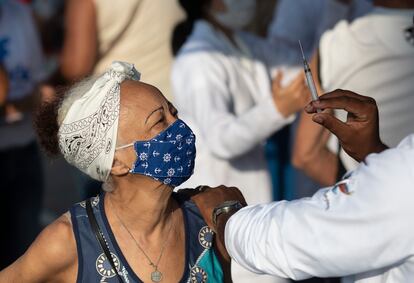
[312,113,349,139]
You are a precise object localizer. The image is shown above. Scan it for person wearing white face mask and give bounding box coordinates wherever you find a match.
[172,0,310,282]
[211,0,256,31]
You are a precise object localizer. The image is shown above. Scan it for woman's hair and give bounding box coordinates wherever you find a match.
[34,76,97,157]
[172,0,211,55]
[35,76,116,192]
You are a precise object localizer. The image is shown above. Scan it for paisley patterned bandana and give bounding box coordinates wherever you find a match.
[405,16,414,46]
[58,61,140,181]
[116,119,196,187]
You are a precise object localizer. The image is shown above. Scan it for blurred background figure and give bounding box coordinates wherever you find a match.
[268,0,373,60]
[59,0,185,198]
[0,66,7,107]
[293,0,414,190]
[0,0,48,269]
[172,0,310,282]
[266,0,374,201]
[61,0,184,98]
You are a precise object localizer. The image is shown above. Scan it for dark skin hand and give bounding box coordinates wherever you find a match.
[305,89,388,162]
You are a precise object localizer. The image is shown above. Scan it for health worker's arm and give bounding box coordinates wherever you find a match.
[226,137,414,279]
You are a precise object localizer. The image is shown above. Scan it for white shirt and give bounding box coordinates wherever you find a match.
[173,20,294,205]
[92,0,184,100]
[172,20,294,283]
[319,7,414,170]
[226,133,414,282]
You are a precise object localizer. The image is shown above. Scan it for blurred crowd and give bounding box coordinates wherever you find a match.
[0,0,413,282]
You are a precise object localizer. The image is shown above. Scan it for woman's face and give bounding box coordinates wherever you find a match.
[114,80,178,170]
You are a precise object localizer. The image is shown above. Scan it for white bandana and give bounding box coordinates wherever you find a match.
[58,61,140,181]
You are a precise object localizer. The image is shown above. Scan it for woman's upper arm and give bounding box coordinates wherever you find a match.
[0,215,78,283]
[60,0,97,81]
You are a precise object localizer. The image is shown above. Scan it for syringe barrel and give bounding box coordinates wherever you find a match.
[304,70,319,102]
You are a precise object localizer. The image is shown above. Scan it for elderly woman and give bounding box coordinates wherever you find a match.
[0,62,226,283]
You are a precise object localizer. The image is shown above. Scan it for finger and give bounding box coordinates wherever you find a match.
[310,96,369,115]
[319,89,373,102]
[312,113,350,139]
[304,101,318,113]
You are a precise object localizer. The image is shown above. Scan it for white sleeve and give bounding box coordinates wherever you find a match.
[172,55,292,160]
[225,140,414,280]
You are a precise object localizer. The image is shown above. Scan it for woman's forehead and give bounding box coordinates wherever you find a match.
[120,80,166,113]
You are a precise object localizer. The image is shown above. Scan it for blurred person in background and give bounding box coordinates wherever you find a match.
[171,0,310,282]
[268,0,373,61]
[60,0,185,199]
[0,66,7,107]
[0,0,48,269]
[266,0,373,203]
[292,0,414,190]
[60,0,184,99]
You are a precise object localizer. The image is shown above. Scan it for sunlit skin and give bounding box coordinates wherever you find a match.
[0,81,189,283]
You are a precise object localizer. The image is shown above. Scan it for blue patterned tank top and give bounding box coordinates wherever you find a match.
[70,192,223,283]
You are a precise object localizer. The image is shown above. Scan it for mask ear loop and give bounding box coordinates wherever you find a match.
[115,142,134,150]
[114,143,135,173]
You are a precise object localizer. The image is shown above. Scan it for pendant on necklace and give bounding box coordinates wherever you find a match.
[151,270,163,282]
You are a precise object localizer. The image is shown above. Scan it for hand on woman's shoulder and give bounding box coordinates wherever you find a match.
[0,213,78,283]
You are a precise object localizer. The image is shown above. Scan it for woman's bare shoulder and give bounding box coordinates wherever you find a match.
[0,213,78,282]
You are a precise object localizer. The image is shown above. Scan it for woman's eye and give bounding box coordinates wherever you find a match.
[155,116,165,125]
[154,114,169,128]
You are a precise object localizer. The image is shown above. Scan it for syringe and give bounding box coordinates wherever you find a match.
[299,40,321,113]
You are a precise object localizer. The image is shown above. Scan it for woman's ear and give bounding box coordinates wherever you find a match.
[111,154,131,176]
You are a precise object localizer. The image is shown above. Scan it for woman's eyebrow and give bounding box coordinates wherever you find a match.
[145,106,163,124]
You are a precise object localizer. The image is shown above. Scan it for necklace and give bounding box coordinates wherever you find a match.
[110,197,175,282]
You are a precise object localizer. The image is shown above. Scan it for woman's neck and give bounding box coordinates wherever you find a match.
[106,176,176,238]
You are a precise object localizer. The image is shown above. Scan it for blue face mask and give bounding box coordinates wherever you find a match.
[116,119,196,187]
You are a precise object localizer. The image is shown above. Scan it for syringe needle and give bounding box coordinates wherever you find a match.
[298,40,306,61]
[298,40,322,113]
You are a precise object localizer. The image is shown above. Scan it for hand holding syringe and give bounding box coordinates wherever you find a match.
[299,40,321,113]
